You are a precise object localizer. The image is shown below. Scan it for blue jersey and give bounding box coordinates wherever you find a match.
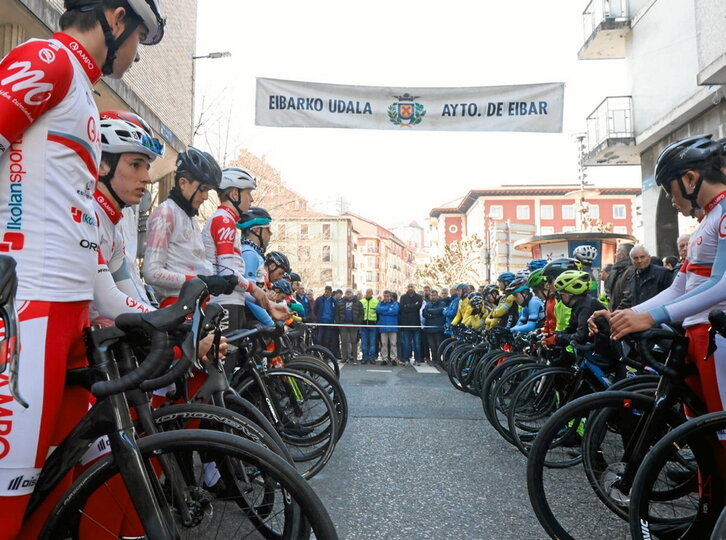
[511,296,545,333]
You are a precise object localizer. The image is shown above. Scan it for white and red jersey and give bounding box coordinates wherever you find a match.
[0,33,102,302]
[143,198,212,301]
[634,190,726,327]
[202,205,253,305]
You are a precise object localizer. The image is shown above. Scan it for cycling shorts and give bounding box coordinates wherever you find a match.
[685,324,726,425]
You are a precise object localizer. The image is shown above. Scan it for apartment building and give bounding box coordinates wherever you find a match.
[578,0,726,254]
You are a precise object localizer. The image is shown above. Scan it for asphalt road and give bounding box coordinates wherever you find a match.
[308,363,545,540]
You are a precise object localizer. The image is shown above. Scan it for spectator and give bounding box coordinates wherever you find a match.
[422,290,446,366]
[334,289,343,301]
[420,285,432,362]
[650,255,663,266]
[294,282,311,321]
[440,288,451,306]
[444,284,467,334]
[623,245,674,307]
[605,243,635,311]
[399,283,423,366]
[360,288,379,364]
[376,291,400,366]
[313,286,338,355]
[334,288,363,363]
[677,233,691,262]
[306,289,316,321]
[663,255,679,271]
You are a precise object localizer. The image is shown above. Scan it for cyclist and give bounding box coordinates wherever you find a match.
[89,111,163,323]
[444,283,467,334]
[463,292,488,330]
[0,0,164,536]
[486,272,518,328]
[239,206,273,287]
[144,147,230,307]
[202,166,269,334]
[508,278,545,333]
[594,135,726,420]
[541,258,578,334]
[573,244,599,297]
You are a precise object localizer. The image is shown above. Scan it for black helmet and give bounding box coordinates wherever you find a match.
[542,258,582,282]
[289,272,301,282]
[265,251,291,273]
[176,147,222,188]
[655,135,721,188]
[238,207,272,229]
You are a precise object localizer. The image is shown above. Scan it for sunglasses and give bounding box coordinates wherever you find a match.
[138,132,165,157]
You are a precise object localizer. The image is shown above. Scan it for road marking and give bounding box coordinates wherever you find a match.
[366,369,392,373]
[413,364,441,374]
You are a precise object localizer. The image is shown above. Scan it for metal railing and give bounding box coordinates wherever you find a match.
[582,0,629,41]
[586,96,634,151]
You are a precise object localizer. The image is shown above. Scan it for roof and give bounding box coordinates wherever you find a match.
[430,184,642,217]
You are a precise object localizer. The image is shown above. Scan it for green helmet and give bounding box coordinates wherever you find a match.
[554,270,591,295]
[527,269,547,288]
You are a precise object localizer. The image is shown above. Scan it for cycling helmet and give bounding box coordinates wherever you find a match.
[554,270,591,295]
[265,251,291,274]
[505,277,529,295]
[483,284,500,298]
[527,269,547,288]
[515,268,531,281]
[527,258,548,271]
[219,167,257,192]
[64,0,165,75]
[289,272,301,282]
[100,118,164,161]
[573,245,598,265]
[497,272,515,283]
[542,258,582,282]
[238,207,272,230]
[468,292,484,308]
[455,283,468,291]
[176,147,222,188]
[100,110,153,134]
[271,279,292,295]
[654,134,724,214]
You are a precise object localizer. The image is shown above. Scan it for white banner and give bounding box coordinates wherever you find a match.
[256,78,564,133]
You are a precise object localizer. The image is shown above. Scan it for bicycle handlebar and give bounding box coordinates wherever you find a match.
[224,320,286,346]
[91,279,209,398]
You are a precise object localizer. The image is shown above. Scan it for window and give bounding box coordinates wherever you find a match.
[540,226,555,235]
[322,245,331,262]
[366,240,377,253]
[489,205,503,219]
[613,226,628,234]
[516,205,530,220]
[587,204,599,219]
[613,205,626,219]
[322,223,331,239]
[299,224,308,238]
[366,271,373,282]
[562,226,576,233]
[562,205,575,220]
[277,224,286,238]
[298,245,310,262]
[321,268,332,282]
[540,205,554,220]
[366,257,375,269]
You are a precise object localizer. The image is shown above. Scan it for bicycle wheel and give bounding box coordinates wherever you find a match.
[285,356,348,440]
[527,391,659,540]
[447,344,474,391]
[302,344,340,378]
[43,430,338,539]
[486,362,543,444]
[236,369,338,479]
[480,354,537,425]
[629,411,726,540]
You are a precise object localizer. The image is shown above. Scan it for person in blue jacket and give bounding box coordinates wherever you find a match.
[508,277,545,333]
[376,290,400,366]
[444,283,468,335]
[422,290,447,365]
[313,285,339,356]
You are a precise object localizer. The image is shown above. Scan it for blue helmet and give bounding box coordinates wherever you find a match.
[497,272,515,283]
[271,279,292,295]
[455,283,468,291]
[527,259,548,271]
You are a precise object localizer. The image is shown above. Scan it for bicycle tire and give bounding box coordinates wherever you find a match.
[42,430,338,540]
[302,345,340,378]
[486,362,544,444]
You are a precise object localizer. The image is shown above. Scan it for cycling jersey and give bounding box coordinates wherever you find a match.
[143,198,212,301]
[633,190,726,327]
[486,294,518,329]
[202,206,254,306]
[511,295,545,333]
[241,240,265,287]
[118,206,148,299]
[0,33,102,302]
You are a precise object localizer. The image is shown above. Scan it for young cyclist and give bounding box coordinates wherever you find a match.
[463,292,488,330]
[143,147,234,306]
[508,278,545,334]
[486,272,519,328]
[573,244,599,297]
[239,206,273,288]
[541,258,578,334]
[594,135,726,420]
[0,0,164,536]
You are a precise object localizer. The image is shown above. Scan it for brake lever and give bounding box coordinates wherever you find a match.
[2,304,27,408]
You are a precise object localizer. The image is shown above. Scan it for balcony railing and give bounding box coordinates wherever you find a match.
[579,0,629,60]
[584,96,639,165]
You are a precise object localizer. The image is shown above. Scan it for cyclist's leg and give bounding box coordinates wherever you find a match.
[0,300,90,540]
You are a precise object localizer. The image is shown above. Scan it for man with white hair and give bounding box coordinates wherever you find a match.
[625,244,674,307]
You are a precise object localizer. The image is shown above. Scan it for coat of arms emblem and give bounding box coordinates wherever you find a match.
[388,93,426,127]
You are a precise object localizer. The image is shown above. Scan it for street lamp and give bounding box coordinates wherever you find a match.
[191,51,232,141]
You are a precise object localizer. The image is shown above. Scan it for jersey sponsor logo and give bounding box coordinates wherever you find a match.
[6,138,25,232]
[0,61,53,106]
[38,48,56,65]
[0,232,24,253]
[7,474,37,491]
[216,227,236,242]
[720,215,726,239]
[0,375,14,459]
[79,239,99,252]
[70,207,97,227]
[86,116,99,144]
[66,40,97,74]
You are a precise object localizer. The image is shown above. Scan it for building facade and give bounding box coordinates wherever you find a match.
[578,0,726,255]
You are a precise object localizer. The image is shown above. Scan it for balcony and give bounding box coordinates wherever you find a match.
[583,96,639,166]
[578,0,630,60]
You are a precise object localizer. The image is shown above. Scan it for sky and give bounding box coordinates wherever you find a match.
[194,1,642,228]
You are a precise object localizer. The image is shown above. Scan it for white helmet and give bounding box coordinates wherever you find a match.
[220,167,257,191]
[573,245,598,264]
[515,268,531,280]
[100,118,164,161]
[64,0,165,45]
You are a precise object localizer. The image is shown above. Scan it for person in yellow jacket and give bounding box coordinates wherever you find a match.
[486,272,519,329]
[463,292,489,329]
[451,285,474,326]
[360,288,379,364]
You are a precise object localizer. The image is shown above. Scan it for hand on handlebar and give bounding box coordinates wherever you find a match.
[587,309,611,336]
[609,309,655,340]
[251,285,271,310]
[199,333,228,363]
[197,274,238,296]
